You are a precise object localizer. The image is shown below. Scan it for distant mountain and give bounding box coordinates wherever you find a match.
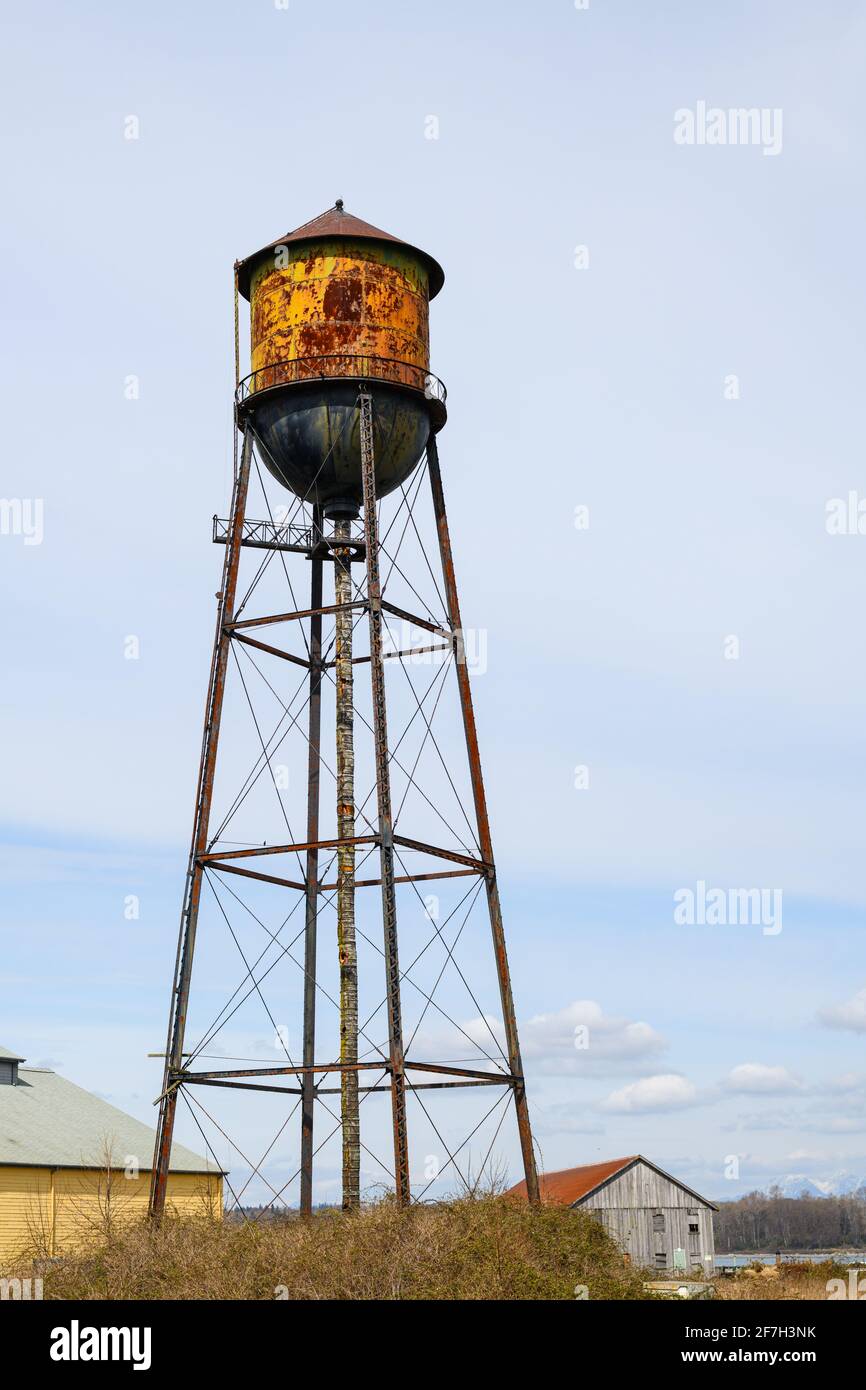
[771,1172,866,1198]
[822,1171,866,1197]
[773,1175,829,1199]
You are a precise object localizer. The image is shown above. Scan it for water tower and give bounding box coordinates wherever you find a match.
[237,199,446,517]
[150,203,538,1216]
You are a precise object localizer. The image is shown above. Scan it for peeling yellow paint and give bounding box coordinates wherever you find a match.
[249,238,430,392]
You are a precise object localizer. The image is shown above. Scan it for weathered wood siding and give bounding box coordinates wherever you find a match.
[580,1160,715,1273]
[0,1167,222,1263]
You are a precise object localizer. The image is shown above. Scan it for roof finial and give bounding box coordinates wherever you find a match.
[335,198,344,211]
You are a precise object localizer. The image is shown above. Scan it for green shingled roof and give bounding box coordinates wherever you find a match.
[0,1067,222,1174]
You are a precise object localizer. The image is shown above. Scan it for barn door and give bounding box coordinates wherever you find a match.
[687,1210,701,1267]
[652,1211,667,1269]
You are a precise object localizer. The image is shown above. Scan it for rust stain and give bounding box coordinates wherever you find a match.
[249,238,431,395]
[322,275,363,323]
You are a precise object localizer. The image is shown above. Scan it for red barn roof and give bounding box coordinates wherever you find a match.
[506,1155,718,1210]
[507,1157,638,1206]
[235,201,445,301]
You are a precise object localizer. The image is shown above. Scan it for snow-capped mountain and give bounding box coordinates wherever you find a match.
[774,1175,828,1198]
[772,1172,866,1198]
[822,1171,866,1196]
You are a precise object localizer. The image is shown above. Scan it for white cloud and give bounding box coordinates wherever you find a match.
[415,1000,665,1078]
[724,1063,803,1095]
[819,987,866,1034]
[600,1074,699,1114]
[520,1000,665,1075]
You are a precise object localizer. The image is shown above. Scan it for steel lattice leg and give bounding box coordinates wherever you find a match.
[150,428,254,1218]
[359,391,411,1204]
[426,432,539,1203]
[300,504,324,1216]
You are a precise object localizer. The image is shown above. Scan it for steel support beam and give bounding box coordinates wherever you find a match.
[324,642,451,669]
[176,1060,510,1082]
[231,631,312,669]
[205,861,307,892]
[426,433,540,1204]
[149,427,254,1219]
[391,834,489,872]
[199,835,376,865]
[228,601,365,632]
[318,867,479,892]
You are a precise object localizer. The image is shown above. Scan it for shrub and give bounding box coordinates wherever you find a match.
[23,1194,651,1302]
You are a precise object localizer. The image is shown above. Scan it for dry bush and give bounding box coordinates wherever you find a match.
[715,1261,849,1301]
[20,1194,651,1302]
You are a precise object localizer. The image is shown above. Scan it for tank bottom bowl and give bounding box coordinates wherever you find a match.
[241,378,439,517]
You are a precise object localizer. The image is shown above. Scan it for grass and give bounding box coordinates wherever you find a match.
[15,1194,653,1301]
[715,1260,853,1301]
[15,1195,849,1301]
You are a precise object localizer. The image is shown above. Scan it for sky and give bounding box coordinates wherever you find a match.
[2,0,866,1206]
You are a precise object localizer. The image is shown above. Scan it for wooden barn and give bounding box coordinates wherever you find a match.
[0,1045,223,1261]
[507,1154,717,1275]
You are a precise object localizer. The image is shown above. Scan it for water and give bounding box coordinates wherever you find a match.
[716,1252,866,1268]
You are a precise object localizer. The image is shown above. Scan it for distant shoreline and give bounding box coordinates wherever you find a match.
[719,1249,866,1261]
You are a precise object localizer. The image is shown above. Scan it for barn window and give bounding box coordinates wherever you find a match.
[689,1221,699,1233]
[655,1252,667,1267]
[652,1212,665,1233]
[0,1056,21,1085]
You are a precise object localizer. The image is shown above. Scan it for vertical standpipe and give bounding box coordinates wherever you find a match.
[358,392,411,1202]
[333,514,359,1209]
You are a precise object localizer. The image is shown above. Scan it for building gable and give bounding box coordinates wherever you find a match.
[575,1156,717,1212]
[505,1154,717,1212]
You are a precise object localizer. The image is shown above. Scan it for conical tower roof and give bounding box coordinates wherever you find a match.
[235,200,444,301]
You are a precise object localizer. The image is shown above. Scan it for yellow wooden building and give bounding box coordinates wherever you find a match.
[0,1045,224,1261]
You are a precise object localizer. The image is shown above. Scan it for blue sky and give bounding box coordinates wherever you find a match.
[2,0,866,1204]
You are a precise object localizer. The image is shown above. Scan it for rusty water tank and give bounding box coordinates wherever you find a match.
[235,202,446,518]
